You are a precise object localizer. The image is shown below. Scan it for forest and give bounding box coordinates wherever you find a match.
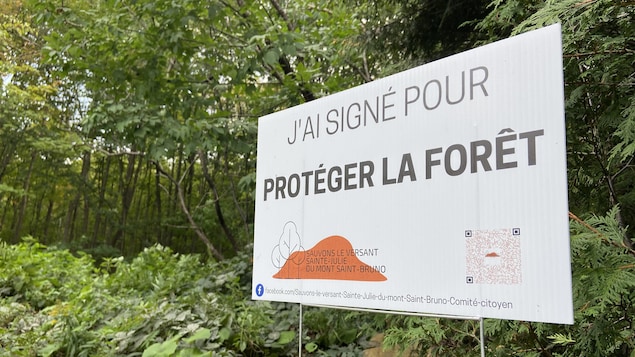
[0,0,634,355]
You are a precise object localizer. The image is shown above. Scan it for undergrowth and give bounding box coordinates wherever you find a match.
[0,238,375,356]
[1,208,633,356]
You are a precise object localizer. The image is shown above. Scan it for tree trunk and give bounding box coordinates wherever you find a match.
[155,164,163,244]
[0,140,18,183]
[199,150,239,254]
[63,150,92,244]
[81,151,91,238]
[111,152,143,254]
[93,155,111,248]
[154,160,224,260]
[13,151,36,243]
[43,198,53,241]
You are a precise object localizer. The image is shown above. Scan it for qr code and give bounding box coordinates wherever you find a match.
[465,228,521,285]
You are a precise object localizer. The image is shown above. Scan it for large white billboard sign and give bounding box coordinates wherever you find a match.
[252,24,573,324]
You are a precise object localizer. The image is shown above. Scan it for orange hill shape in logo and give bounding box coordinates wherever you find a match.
[273,235,387,281]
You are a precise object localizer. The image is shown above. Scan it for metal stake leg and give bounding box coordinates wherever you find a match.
[480,317,485,357]
[299,304,303,357]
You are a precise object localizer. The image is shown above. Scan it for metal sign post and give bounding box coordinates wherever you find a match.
[299,304,303,357]
[480,317,485,357]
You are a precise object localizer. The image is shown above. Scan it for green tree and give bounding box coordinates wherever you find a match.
[369,0,491,64]
[475,0,635,249]
[1,0,86,245]
[22,0,381,258]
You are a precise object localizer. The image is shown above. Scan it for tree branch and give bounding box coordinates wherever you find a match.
[267,0,316,102]
[199,150,239,254]
[269,0,294,31]
[153,160,225,260]
[569,211,635,255]
[564,49,633,58]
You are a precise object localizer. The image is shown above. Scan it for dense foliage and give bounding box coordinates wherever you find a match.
[1,0,634,355]
[0,240,379,356]
[1,212,634,356]
[1,0,379,259]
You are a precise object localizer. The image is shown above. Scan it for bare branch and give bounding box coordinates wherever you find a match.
[153,160,225,260]
[97,149,145,157]
[269,0,294,31]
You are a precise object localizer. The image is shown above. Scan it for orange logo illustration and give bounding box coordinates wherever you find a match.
[271,222,386,281]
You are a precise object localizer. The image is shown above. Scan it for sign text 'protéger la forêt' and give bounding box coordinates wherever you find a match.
[263,127,544,201]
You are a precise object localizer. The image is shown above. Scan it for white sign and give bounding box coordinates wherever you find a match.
[252,24,573,324]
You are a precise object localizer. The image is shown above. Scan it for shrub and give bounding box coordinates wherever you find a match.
[0,240,374,356]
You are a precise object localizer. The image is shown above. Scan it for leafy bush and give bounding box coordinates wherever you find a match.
[0,240,375,356]
[0,237,94,309]
[3,210,634,357]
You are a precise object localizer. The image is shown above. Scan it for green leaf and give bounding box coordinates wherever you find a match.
[218,327,231,342]
[276,330,295,345]
[305,342,318,352]
[282,44,297,56]
[339,328,357,344]
[547,333,575,346]
[142,337,179,357]
[184,328,211,344]
[263,49,279,66]
[176,349,213,357]
[38,343,61,357]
